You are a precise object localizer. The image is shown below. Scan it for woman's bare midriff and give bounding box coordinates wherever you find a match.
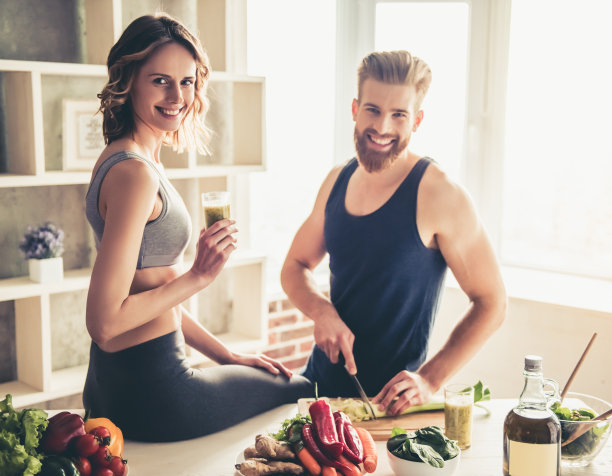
[98,262,184,353]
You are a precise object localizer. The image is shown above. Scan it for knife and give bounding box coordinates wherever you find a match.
[348,373,377,420]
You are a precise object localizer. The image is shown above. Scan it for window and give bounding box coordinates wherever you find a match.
[353,0,612,281]
[501,0,612,279]
[247,0,336,292]
[247,0,612,294]
[374,1,470,181]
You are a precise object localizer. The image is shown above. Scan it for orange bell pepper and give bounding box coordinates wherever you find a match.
[84,416,124,457]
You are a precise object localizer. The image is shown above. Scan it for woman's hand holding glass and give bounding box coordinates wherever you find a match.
[190,218,237,284]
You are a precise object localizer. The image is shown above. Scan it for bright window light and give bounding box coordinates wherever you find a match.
[247,0,336,292]
[375,1,470,181]
[502,0,612,279]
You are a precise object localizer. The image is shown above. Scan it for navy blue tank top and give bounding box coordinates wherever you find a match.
[303,157,447,396]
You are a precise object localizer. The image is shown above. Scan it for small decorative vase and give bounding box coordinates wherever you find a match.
[28,257,64,283]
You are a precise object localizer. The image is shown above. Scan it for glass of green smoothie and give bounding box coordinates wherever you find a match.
[444,383,474,450]
[202,191,231,229]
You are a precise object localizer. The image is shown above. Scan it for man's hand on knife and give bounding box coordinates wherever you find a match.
[313,312,357,375]
[372,370,434,416]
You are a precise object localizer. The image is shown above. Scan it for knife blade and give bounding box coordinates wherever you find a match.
[348,373,377,420]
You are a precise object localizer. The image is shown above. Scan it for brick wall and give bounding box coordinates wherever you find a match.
[263,298,315,371]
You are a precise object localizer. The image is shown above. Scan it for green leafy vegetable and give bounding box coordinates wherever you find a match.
[465,380,492,416]
[551,401,610,458]
[387,425,460,468]
[406,438,445,468]
[467,380,491,404]
[415,425,460,460]
[271,414,311,444]
[0,394,49,476]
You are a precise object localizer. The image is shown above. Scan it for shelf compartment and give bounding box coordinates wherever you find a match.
[5,328,267,409]
[15,295,50,392]
[2,364,88,409]
[0,268,92,303]
[0,251,262,304]
[1,70,44,175]
[201,74,266,168]
[41,74,107,171]
[0,165,264,188]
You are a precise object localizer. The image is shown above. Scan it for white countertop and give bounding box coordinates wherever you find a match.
[112,399,611,475]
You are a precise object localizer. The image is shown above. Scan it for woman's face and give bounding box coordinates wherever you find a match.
[130,42,197,136]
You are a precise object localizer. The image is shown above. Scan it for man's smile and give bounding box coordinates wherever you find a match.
[367,133,396,148]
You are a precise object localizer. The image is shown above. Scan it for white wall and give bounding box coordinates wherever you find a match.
[429,286,612,403]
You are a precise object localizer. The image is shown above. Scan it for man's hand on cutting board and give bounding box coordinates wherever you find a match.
[372,370,435,416]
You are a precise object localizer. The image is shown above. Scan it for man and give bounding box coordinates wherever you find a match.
[281,50,507,415]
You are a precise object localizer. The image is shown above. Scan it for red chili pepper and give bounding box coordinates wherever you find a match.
[309,400,343,458]
[302,423,352,473]
[343,420,364,463]
[333,411,363,464]
[40,411,86,454]
[333,412,348,448]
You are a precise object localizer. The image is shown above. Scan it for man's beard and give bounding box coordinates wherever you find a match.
[354,128,408,173]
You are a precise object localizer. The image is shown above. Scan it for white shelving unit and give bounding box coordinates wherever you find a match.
[0,0,268,409]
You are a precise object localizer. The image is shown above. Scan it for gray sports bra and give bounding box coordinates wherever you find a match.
[85,151,192,269]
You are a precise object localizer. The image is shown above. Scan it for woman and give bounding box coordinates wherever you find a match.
[83,13,312,442]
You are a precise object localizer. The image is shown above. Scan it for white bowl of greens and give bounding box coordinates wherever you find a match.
[386,426,461,475]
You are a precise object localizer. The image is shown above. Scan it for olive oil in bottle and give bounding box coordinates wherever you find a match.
[503,355,561,476]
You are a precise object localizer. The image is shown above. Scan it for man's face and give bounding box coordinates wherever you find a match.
[352,79,423,173]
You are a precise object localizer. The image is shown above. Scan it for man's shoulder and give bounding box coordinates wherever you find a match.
[321,159,354,190]
[420,159,456,195]
[419,160,475,217]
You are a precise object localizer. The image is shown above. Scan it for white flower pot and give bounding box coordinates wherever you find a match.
[28,257,64,283]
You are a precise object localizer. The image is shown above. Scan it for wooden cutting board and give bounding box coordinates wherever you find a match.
[297,398,445,441]
[354,410,445,440]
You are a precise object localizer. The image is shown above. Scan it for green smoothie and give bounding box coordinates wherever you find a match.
[204,204,231,228]
[444,401,473,449]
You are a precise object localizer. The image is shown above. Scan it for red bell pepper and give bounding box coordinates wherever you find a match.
[40,411,86,454]
[308,400,343,458]
[333,411,363,464]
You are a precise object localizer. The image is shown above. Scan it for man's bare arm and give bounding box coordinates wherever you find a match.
[280,166,359,374]
[374,171,506,414]
[419,176,506,389]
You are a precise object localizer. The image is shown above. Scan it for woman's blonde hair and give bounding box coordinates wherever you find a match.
[357,50,432,111]
[98,13,211,153]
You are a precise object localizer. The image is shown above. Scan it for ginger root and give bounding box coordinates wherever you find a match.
[237,459,304,476]
[254,434,295,460]
[243,446,263,459]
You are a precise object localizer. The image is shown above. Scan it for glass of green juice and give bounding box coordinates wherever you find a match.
[202,191,231,229]
[444,383,474,449]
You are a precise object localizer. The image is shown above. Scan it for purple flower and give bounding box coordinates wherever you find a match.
[19,222,65,259]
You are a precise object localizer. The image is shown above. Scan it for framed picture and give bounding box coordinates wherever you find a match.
[62,99,104,171]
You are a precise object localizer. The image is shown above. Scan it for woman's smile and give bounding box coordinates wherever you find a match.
[155,105,185,119]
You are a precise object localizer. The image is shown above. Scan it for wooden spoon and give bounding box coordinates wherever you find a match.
[561,407,612,447]
[560,332,598,403]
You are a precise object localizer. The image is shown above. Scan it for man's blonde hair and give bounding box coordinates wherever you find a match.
[357,50,432,110]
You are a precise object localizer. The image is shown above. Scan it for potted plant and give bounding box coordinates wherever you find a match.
[19,222,65,283]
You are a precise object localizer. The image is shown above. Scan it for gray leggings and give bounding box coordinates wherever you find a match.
[83,330,314,442]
